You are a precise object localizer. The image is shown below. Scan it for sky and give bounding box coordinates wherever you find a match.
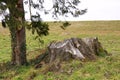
[1,0,120,21]
[80,0,120,21]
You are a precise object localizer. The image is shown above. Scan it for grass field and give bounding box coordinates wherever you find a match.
[0,21,120,80]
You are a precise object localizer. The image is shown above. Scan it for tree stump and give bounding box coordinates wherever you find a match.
[47,37,107,62]
[35,37,107,71]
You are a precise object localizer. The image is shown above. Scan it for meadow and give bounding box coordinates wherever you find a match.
[0,21,120,80]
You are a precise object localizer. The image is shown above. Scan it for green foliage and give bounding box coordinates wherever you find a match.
[60,22,71,30]
[27,21,49,43]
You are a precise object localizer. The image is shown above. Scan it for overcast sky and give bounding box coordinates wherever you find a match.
[1,0,120,21]
[80,0,120,21]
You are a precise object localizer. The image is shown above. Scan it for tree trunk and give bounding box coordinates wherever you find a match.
[10,0,27,65]
[11,26,27,65]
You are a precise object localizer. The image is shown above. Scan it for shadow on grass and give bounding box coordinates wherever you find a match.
[0,49,46,79]
[0,61,18,79]
[28,49,48,65]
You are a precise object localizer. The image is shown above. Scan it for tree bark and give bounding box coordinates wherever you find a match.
[35,37,107,71]
[10,0,27,65]
[11,26,27,65]
[47,37,107,63]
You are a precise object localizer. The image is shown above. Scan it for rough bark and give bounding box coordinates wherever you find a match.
[35,37,107,71]
[82,37,107,56]
[10,0,27,65]
[47,37,107,63]
[47,38,94,63]
[11,27,17,65]
[11,26,27,65]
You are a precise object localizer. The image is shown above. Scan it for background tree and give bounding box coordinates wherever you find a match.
[0,0,87,66]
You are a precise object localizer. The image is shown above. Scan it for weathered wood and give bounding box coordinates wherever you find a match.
[47,37,107,63]
[35,37,107,71]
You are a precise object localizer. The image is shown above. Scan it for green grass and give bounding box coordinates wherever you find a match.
[0,21,120,80]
